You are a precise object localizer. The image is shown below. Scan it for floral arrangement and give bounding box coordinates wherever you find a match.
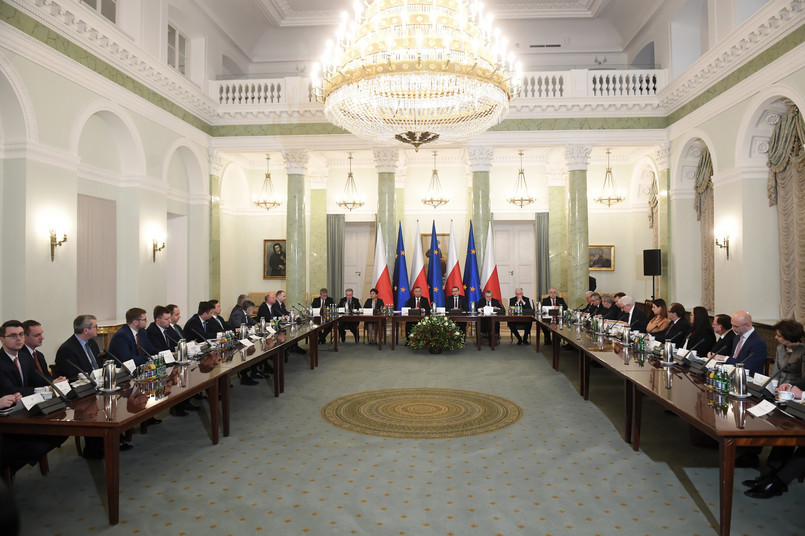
[408,315,465,352]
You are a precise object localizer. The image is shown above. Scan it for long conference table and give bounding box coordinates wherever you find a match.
[538,318,805,536]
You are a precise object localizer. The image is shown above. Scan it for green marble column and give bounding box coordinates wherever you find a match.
[467,147,494,259]
[309,187,328,291]
[566,145,591,307]
[374,148,399,266]
[548,180,568,293]
[655,145,672,300]
[283,150,309,307]
[209,151,223,300]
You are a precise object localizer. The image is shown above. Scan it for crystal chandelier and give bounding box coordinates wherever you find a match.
[311,0,523,151]
[594,149,625,207]
[422,151,449,208]
[506,150,535,207]
[252,155,282,211]
[336,153,365,211]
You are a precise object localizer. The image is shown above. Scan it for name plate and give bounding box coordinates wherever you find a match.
[748,399,776,417]
[436,307,446,314]
[54,380,72,395]
[483,306,494,316]
[21,393,44,411]
[361,308,374,316]
[160,350,175,364]
[402,307,410,316]
[122,359,136,373]
[91,369,104,382]
[311,308,321,316]
[239,338,254,347]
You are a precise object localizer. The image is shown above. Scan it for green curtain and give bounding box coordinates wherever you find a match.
[767,108,805,206]
[327,214,345,300]
[693,146,713,222]
[693,144,714,312]
[535,212,550,303]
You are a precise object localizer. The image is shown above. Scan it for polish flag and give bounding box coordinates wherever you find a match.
[410,221,428,294]
[480,223,502,302]
[445,221,463,295]
[372,223,394,305]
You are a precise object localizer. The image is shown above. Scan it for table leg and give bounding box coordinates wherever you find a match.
[475,319,481,351]
[583,354,591,400]
[310,332,319,368]
[208,381,219,445]
[630,384,641,449]
[104,429,121,525]
[333,325,339,352]
[552,338,560,371]
[490,319,497,350]
[221,376,230,437]
[535,323,541,353]
[377,319,382,350]
[279,350,285,393]
[309,337,315,370]
[271,353,280,397]
[578,349,584,396]
[718,437,736,536]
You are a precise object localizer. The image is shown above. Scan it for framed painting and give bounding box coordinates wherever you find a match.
[589,245,614,271]
[421,233,449,276]
[264,239,287,279]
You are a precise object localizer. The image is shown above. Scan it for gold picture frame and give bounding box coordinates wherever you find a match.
[589,245,614,271]
[263,239,287,279]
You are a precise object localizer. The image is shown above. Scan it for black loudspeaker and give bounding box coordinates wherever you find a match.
[643,249,662,276]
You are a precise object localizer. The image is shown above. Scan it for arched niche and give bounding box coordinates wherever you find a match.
[71,103,146,178]
[163,142,206,199]
[220,163,251,210]
[735,85,805,169]
[0,55,37,144]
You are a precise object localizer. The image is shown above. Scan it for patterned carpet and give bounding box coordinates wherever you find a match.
[321,388,522,438]
[7,340,803,535]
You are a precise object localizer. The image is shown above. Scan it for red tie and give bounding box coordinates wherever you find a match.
[13,356,23,384]
[734,335,745,359]
[416,298,420,308]
[135,331,143,356]
[552,299,555,307]
[30,350,44,374]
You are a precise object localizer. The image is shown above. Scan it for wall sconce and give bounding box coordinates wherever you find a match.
[152,239,166,262]
[715,234,730,260]
[50,228,67,262]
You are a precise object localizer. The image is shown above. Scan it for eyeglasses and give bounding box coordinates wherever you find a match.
[1,333,24,339]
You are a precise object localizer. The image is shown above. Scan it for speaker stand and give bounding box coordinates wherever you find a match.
[651,275,656,301]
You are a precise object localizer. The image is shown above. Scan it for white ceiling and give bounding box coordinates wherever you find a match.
[194,0,665,71]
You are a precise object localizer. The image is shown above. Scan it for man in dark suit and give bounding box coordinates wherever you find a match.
[147,305,176,352]
[0,320,54,397]
[404,286,431,341]
[257,292,276,322]
[508,288,533,345]
[337,288,362,343]
[184,301,217,343]
[655,302,690,345]
[229,300,257,329]
[709,314,736,357]
[21,320,52,379]
[109,308,157,367]
[597,295,620,321]
[54,314,103,379]
[476,289,504,338]
[587,293,603,316]
[166,304,185,343]
[312,288,335,344]
[618,295,648,333]
[208,299,229,333]
[540,287,568,344]
[447,286,468,335]
[272,290,306,354]
[721,310,768,375]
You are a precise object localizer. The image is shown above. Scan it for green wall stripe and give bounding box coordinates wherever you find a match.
[2,1,802,137]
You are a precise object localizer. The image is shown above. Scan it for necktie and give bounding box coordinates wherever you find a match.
[552,299,555,307]
[454,297,458,308]
[13,355,23,384]
[135,331,143,356]
[163,329,169,346]
[31,350,44,374]
[202,321,207,336]
[85,343,99,369]
[734,335,745,359]
[416,298,420,308]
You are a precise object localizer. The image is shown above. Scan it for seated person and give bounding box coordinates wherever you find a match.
[54,315,102,379]
[363,288,385,344]
[229,299,257,329]
[712,310,768,375]
[540,288,567,344]
[109,308,157,366]
[476,289,504,339]
[508,288,533,345]
[579,291,594,313]
[257,293,276,322]
[404,287,431,341]
[0,321,61,396]
[597,295,621,321]
[654,302,689,344]
[147,305,176,352]
[645,298,670,335]
[617,296,648,333]
[0,392,65,476]
[21,320,52,379]
[709,314,735,357]
[183,301,217,343]
[587,293,603,317]
[208,299,229,333]
[338,288,362,342]
[681,306,716,356]
[272,291,306,354]
[770,319,805,385]
[447,286,468,336]
[312,288,335,343]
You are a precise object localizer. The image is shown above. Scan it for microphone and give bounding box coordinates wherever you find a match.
[64,359,98,387]
[297,303,310,311]
[33,369,72,403]
[102,350,126,368]
[134,336,153,359]
[190,327,209,343]
[760,361,793,392]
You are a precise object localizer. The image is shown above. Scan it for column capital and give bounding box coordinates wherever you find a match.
[565,145,592,172]
[546,165,567,187]
[466,147,494,172]
[309,168,328,190]
[373,148,400,174]
[654,143,671,170]
[282,149,309,175]
[208,150,225,177]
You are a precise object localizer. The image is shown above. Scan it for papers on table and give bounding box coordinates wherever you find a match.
[748,400,777,417]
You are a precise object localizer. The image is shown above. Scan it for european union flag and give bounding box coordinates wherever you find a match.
[427,221,445,307]
[392,222,410,309]
[463,221,482,306]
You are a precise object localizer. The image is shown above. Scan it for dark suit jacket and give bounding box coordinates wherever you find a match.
[184,314,213,343]
[726,329,768,375]
[109,325,157,366]
[229,306,256,327]
[271,300,290,317]
[540,296,568,309]
[0,349,50,396]
[683,326,716,356]
[363,298,385,310]
[476,298,504,312]
[209,315,228,333]
[54,335,102,380]
[146,322,174,353]
[509,296,533,312]
[619,306,649,333]
[20,346,51,379]
[169,323,185,343]
[337,297,362,313]
[598,304,620,320]
[405,295,431,313]
[311,297,335,308]
[256,302,274,321]
[711,330,736,356]
[446,295,468,311]
[655,317,691,345]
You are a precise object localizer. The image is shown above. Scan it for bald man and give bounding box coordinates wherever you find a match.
[714,310,768,376]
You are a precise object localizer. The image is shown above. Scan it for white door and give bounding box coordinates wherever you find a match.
[343,222,373,300]
[493,222,536,304]
[167,213,188,316]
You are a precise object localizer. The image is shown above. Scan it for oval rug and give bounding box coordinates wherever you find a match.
[321,388,522,439]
